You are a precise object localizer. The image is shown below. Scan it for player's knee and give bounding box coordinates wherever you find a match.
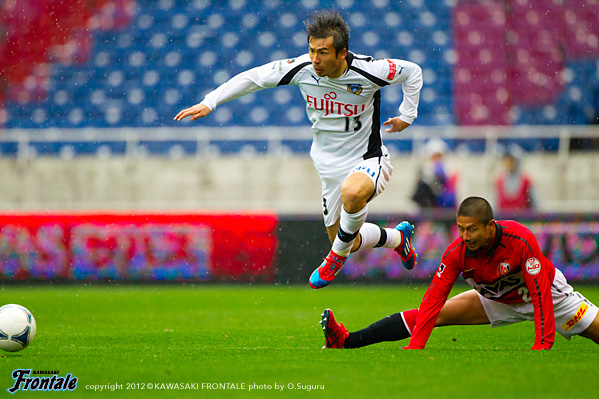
[340,182,368,211]
[340,180,358,199]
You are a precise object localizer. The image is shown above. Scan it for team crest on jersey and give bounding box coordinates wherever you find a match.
[347,84,363,95]
[499,262,511,276]
[287,58,296,64]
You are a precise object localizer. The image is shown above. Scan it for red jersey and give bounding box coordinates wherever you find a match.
[408,220,556,350]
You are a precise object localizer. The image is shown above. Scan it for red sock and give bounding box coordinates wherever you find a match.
[401,309,418,334]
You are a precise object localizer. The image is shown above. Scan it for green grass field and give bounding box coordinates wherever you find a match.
[1,284,597,398]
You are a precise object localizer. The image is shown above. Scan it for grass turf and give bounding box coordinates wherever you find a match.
[0,284,597,398]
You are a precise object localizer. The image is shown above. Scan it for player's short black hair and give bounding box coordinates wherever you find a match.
[304,9,350,55]
[457,196,495,225]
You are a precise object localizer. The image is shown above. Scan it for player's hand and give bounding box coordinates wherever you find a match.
[174,103,212,122]
[383,117,410,133]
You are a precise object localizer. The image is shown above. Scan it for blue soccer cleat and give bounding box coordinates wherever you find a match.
[309,250,347,289]
[394,221,417,270]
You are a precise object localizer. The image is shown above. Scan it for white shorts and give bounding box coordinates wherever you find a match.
[320,151,393,227]
[478,269,598,340]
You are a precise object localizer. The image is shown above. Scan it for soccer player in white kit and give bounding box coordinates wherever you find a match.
[175,10,422,288]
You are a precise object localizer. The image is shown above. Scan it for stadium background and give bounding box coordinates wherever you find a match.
[0,0,598,285]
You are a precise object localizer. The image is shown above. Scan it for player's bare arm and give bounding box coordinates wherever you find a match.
[383,117,410,133]
[174,103,212,122]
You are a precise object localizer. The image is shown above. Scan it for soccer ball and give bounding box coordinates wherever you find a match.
[0,304,36,352]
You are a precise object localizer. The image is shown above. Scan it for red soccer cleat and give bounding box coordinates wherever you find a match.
[320,309,349,349]
[309,250,347,289]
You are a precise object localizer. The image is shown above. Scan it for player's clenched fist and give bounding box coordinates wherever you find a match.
[174,103,212,122]
[383,117,410,133]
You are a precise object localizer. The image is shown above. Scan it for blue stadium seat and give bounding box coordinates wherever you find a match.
[3,0,598,142]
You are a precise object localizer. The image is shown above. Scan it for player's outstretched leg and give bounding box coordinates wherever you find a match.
[320,308,417,349]
[320,309,349,348]
[309,250,347,289]
[394,221,417,270]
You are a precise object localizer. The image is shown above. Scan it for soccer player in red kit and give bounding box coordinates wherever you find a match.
[319,196,599,350]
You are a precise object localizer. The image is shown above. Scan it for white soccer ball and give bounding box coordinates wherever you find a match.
[0,304,36,352]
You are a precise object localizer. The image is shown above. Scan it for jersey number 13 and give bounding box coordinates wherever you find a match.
[344,115,362,132]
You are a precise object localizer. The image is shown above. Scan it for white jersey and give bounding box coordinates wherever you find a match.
[201,52,423,179]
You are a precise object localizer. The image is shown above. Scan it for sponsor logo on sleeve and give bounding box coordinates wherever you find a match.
[386,59,397,80]
[437,263,446,278]
[561,303,589,331]
[525,257,541,276]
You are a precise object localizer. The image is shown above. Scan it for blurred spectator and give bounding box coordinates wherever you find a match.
[412,139,458,209]
[495,144,537,210]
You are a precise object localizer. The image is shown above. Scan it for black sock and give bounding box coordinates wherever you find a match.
[343,313,410,349]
